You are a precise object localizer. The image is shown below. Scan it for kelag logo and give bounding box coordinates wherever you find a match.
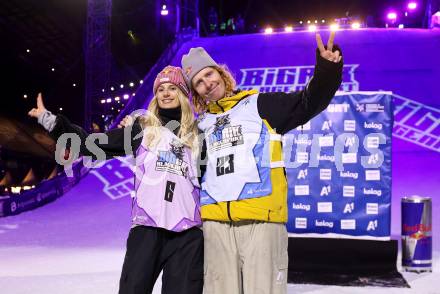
[238,64,359,92]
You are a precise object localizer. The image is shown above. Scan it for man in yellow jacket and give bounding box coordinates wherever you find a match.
[181,32,343,294]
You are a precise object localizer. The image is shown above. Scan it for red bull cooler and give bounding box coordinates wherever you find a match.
[401,196,432,272]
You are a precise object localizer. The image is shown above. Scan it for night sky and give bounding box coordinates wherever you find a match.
[1,0,427,124]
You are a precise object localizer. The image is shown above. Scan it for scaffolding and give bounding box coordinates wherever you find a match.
[84,0,112,130]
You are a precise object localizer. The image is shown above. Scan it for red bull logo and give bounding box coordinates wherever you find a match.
[410,231,426,240]
[403,223,431,239]
[403,223,432,235]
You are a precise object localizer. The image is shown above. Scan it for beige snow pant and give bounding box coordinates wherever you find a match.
[203,220,288,294]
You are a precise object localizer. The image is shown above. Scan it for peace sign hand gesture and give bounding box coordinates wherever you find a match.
[316,31,342,63]
[28,93,47,119]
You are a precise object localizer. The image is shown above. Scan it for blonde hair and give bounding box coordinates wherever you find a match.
[138,88,199,155]
[192,65,237,114]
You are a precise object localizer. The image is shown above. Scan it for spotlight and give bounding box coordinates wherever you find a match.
[307,20,311,24]
[120,84,124,88]
[299,21,303,24]
[128,30,135,40]
[407,2,417,10]
[102,89,105,92]
[115,96,120,101]
[23,94,28,99]
[106,98,111,103]
[11,187,21,194]
[314,20,318,24]
[51,68,55,72]
[284,26,293,32]
[387,12,397,21]
[330,24,339,31]
[264,27,273,34]
[123,94,130,99]
[161,5,169,16]
[129,82,134,87]
[101,99,106,104]
[321,20,326,23]
[110,87,115,91]
[59,108,63,111]
[73,83,76,87]
[351,22,361,29]
[398,24,405,29]
[26,49,30,53]
[308,25,317,32]
[139,80,143,84]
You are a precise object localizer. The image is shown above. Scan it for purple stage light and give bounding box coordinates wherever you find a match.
[161,5,169,16]
[351,22,361,29]
[387,12,397,20]
[264,27,273,34]
[408,2,417,10]
[284,26,293,33]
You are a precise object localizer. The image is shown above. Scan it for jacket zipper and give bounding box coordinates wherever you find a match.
[215,101,225,112]
[227,201,233,221]
[217,100,230,222]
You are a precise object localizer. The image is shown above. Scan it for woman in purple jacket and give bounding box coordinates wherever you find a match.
[28,66,203,294]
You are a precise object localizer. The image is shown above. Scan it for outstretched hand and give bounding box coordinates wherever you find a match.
[316,31,342,63]
[28,93,47,118]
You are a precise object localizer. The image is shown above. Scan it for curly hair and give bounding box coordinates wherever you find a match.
[191,65,237,114]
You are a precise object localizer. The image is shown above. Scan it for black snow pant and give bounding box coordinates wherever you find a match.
[118,225,203,294]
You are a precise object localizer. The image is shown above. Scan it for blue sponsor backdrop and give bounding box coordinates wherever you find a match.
[285,92,392,239]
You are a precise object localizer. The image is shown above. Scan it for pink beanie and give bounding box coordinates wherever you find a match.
[153,66,190,96]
